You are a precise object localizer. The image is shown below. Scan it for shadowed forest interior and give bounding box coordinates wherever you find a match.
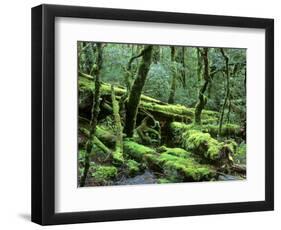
[78,42,246,187]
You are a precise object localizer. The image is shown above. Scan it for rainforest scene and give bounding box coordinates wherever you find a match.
[78,42,246,187]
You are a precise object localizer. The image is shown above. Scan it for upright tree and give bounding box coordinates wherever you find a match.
[152,46,161,63]
[80,43,103,187]
[124,45,153,137]
[196,48,202,82]
[194,48,210,124]
[176,47,186,88]
[218,48,230,136]
[168,46,177,104]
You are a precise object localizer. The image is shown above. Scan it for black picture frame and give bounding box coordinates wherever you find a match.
[31,4,274,225]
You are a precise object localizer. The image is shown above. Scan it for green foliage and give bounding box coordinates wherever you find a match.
[78,149,86,165]
[143,63,170,101]
[235,143,246,164]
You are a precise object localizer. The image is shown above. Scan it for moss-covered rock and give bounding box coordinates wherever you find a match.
[123,140,156,161]
[126,159,141,176]
[91,165,118,184]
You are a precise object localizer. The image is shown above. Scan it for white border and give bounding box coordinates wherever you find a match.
[55,17,265,213]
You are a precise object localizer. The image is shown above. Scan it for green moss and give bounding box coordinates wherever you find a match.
[224,139,237,154]
[201,124,240,137]
[157,178,173,184]
[157,146,191,158]
[144,151,215,182]
[170,122,237,163]
[79,74,164,104]
[113,150,124,165]
[143,153,162,171]
[91,165,117,184]
[185,130,222,160]
[158,153,216,181]
[170,122,191,133]
[126,159,140,176]
[123,140,155,161]
[141,101,194,116]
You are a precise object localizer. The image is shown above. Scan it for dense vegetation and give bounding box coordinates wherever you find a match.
[78,42,246,187]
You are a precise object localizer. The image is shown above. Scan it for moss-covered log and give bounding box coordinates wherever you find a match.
[201,124,242,138]
[123,140,156,161]
[144,146,216,182]
[169,122,236,165]
[79,126,111,155]
[79,117,116,147]
[79,74,219,123]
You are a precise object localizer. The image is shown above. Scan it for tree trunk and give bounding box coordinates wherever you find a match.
[168,46,177,104]
[111,85,124,164]
[175,47,186,88]
[218,48,230,136]
[152,46,161,63]
[196,48,202,82]
[124,45,153,137]
[181,47,186,88]
[80,43,103,187]
[194,48,210,124]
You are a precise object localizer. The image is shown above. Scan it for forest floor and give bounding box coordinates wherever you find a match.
[78,74,246,187]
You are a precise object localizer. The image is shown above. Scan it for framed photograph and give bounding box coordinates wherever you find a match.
[31,4,274,225]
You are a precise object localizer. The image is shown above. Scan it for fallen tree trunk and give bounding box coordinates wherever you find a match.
[79,127,111,155]
[231,164,246,174]
[79,117,116,147]
[169,122,236,165]
[79,73,219,123]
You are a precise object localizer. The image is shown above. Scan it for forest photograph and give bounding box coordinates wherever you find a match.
[77,42,247,187]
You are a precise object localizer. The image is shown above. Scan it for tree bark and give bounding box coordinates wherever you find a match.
[152,46,161,63]
[181,47,186,88]
[175,47,186,88]
[196,48,202,82]
[80,43,103,187]
[168,46,177,104]
[111,85,124,164]
[218,48,230,136]
[194,48,210,124]
[124,45,153,137]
